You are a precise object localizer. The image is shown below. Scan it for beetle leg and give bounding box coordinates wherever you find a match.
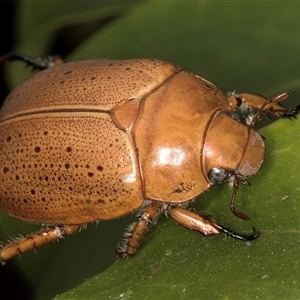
[0,52,63,70]
[265,93,300,119]
[212,224,260,241]
[116,202,163,257]
[279,104,300,119]
[167,206,220,235]
[0,224,83,265]
[167,205,260,241]
[227,91,300,120]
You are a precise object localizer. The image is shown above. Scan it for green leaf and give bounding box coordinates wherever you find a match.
[6,0,144,87]
[1,1,300,299]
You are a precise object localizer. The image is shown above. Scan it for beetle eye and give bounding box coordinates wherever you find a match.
[227,111,246,124]
[208,167,231,185]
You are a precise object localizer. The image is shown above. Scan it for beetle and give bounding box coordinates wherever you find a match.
[0,52,299,264]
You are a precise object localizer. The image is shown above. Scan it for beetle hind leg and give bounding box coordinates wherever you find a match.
[0,52,63,70]
[0,224,83,265]
[116,202,164,257]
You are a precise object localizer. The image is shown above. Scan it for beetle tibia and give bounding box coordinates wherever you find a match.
[116,202,163,257]
[167,206,220,235]
[0,224,83,264]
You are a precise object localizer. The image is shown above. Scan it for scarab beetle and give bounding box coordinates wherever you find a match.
[0,53,299,264]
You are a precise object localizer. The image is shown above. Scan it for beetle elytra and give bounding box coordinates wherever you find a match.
[0,53,299,264]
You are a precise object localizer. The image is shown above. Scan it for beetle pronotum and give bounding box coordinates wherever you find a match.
[0,53,299,264]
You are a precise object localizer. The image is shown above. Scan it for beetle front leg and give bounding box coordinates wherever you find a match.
[168,205,260,241]
[116,202,163,257]
[167,206,220,236]
[227,91,300,119]
[0,224,83,265]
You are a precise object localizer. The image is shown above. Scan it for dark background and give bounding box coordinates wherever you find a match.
[0,2,28,298]
[0,2,15,105]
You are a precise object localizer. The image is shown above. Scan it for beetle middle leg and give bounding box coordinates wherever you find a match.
[168,205,260,241]
[0,224,83,265]
[116,202,164,257]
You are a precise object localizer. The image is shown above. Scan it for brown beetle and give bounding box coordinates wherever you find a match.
[0,53,299,264]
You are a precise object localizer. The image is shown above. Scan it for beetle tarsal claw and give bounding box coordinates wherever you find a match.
[214,224,261,241]
[279,104,300,119]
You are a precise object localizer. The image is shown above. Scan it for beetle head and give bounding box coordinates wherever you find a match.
[203,110,265,185]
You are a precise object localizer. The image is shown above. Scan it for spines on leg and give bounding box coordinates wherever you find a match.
[0,224,83,264]
[116,202,163,257]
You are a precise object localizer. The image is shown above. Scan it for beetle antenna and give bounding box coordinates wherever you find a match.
[230,176,250,220]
